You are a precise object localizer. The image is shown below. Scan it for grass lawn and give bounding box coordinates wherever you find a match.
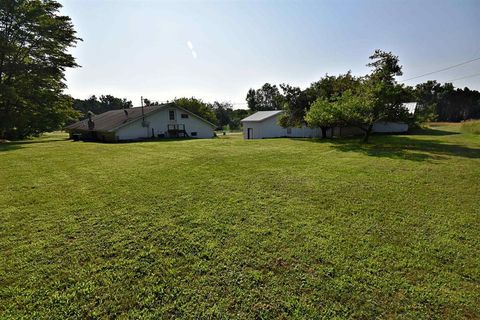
[1,125,479,319]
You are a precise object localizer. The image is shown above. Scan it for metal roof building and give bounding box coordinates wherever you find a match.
[66,103,216,142]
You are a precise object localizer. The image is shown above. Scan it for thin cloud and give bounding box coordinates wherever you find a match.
[187,40,197,59]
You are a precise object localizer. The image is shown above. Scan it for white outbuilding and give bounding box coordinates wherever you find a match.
[241,110,322,139]
[241,109,410,139]
[66,103,216,142]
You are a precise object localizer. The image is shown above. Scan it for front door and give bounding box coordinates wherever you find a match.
[247,128,253,139]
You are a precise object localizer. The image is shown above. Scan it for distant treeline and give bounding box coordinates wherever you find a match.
[414,81,480,122]
[73,95,133,116]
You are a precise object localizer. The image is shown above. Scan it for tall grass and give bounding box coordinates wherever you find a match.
[461,119,480,134]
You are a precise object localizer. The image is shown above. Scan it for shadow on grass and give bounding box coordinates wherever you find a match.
[408,127,460,136]
[0,137,69,152]
[338,139,480,161]
[298,134,480,161]
[79,137,200,144]
[0,143,23,152]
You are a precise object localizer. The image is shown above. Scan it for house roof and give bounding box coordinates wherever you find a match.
[65,103,216,132]
[240,110,284,122]
[402,102,418,114]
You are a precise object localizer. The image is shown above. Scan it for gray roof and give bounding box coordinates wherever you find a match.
[241,110,283,122]
[66,104,169,132]
[66,103,216,132]
[402,102,418,114]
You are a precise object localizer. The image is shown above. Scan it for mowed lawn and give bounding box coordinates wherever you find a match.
[1,126,479,319]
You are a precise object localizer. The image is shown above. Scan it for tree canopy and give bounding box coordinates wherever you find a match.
[72,95,133,118]
[211,101,248,130]
[246,83,283,112]
[414,81,480,122]
[305,98,340,138]
[173,97,217,125]
[335,51,409,142]
[0,0,80,139]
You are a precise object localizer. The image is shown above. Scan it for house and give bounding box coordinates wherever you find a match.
[65,103,216,142]
[241,105,412,140]
[241,110,323,139]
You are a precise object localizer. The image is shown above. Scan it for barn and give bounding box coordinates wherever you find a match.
[241,109,410,140]
[65,103,216,142]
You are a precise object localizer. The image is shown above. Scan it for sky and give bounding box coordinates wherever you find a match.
[61,0,480,108]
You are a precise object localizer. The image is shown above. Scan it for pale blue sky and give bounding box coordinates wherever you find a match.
[62,0,480,108]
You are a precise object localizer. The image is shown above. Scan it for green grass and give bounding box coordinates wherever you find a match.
[461,119,480,135]
[1,125,479,319]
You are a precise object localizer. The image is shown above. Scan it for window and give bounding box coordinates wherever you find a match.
[191,132,197,137]
[287,127,292,134]
[169,110,175,120]
[181,113,189,119]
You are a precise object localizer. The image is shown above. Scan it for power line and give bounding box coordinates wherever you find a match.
[399,56,480,82]
[446,72,480,82]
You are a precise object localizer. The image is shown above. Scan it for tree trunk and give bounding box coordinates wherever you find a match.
[363,125,373,143]
[321,127,327,139]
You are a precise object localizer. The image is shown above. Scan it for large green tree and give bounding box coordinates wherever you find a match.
[0,0,80,139]
[334,51,409,142]
[305,97,341,138]
[309,50,409,143]
[279,73,360,128]
[246,83,283,112]
[305,72,360,103]
[278,84,309,127]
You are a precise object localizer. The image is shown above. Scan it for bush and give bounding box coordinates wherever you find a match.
[461,119,480,134]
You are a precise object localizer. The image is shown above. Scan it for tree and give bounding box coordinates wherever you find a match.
[278,84,309,127]
[305,98,340,138]
[229,109,249,130]
[246,89,256,111]
[305,72,360,103]
[210,101,247,130]
[72,95,133,119]
[367,49,402,83]
[211,101,233,129]
[246,83,283,112]
[279,73,360,128]
[0,0,81,139]
[335,81,409,143]
[331,50,409,143]
[173,97,217,125]
[143,98,160,106]
[414,81,480,122]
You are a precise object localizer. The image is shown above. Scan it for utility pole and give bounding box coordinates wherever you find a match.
[141,96,145,121]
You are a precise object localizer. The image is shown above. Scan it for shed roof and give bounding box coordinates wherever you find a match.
[402,102,418,114]
[240,110,283,122]
[65,103,216,132]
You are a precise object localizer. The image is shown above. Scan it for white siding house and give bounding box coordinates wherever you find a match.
[115,106,215,140]
[66,103,216,142]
